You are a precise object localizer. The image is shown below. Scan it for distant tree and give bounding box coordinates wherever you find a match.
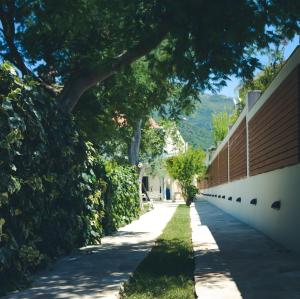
[0,1,299,112]
[165,148,206,206]
[237,46,285,113]
[211,47,285,148]
[212,112,231,146]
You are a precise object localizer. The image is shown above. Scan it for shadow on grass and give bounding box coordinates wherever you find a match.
[137,239,193,275]
[122,205,195,299]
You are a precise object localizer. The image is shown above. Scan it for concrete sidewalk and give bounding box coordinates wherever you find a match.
[5,202,179,299]
[191,199,300,299]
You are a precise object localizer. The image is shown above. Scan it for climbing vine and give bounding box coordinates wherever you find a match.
[0,63,140,295]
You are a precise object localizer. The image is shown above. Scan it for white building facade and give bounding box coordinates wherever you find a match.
[142,121,188,201]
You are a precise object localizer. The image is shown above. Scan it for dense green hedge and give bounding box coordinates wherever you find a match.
[103,162,140,234]
[0,63,140,295]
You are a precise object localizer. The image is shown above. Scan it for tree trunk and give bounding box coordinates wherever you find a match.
[58,68,115,113]
[138,165,146,211]
[128,118,144,209]
[128,119,142,166]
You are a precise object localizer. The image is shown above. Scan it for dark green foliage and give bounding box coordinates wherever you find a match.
[0,63,140,295]
[103,162,140,234]
[185,185,198,206]
[178,94,235,149]
[212,112,232,146]
[122,205,194,299]
[0,62,103,293]
[1,0,299,112]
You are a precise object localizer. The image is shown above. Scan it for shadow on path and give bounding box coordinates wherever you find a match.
[4,202,179,299]
[194,199,300,299]
[5,234,154,299]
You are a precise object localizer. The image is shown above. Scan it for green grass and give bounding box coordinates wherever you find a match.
[121,204,195,299]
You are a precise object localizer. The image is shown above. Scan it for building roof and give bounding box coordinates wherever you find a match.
[148,117,161,129]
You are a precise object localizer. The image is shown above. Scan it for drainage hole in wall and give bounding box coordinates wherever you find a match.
[271,200,281,210]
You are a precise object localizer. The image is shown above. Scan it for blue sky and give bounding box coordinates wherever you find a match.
[213,37,299,99]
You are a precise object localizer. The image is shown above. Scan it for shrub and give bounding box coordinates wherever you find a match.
[0,62,141,295]
[185,185,198,206]
[165,148,206,206]
[0,63,104,294]
[102,162,140,234]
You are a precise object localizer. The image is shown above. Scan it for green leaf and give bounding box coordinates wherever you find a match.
[1,99,13,111]
[8,116,26,130]
[8,176,21,194]
[82,172,90,183]
[0,192,9,204]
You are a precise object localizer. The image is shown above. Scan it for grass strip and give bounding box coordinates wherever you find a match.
[121,204,195,299]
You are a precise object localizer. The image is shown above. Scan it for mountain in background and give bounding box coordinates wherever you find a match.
[178,94,235,150]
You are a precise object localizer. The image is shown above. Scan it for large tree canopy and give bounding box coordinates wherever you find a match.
[0,0,299,112]
[74,58,180,164]
[74,58,176,141]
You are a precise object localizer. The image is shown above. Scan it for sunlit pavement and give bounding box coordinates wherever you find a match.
[191,199,300,299]
[4,201,179,299]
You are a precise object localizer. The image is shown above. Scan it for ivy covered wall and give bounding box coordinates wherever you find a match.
[0,63,140,295]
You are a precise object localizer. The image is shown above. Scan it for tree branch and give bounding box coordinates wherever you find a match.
[0,1,29,75]
[0,1,59,97]
[58,24,169,113]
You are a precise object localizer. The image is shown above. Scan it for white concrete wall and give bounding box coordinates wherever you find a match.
[149,175,160,193]
[146,174,183,201]
[171,179,183,201]
[147,175,162,200]
[201,163,300,253]
[200,46,300,253]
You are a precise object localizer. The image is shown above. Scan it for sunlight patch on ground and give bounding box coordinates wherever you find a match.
[190,203,242,299]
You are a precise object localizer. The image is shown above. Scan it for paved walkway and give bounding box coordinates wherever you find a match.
[191,199,300,299]
[5,202,179,299]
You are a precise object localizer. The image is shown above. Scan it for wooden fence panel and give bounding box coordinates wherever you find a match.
[229,118,247,181]
[249,65,300,176]
[218,143,229,185]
